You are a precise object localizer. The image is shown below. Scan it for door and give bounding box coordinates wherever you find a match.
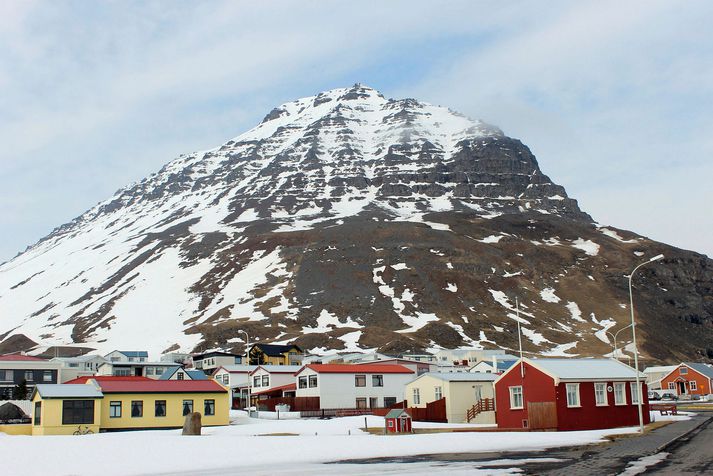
[474,385,482,402]
[527,402,557,430]
[134,367,143,377]
[677,381,686,395]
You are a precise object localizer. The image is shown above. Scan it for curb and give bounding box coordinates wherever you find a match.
[653,414,713,454]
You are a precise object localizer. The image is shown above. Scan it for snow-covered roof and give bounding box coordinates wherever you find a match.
[215,365,258,373]
[528,358,644,382]
[33,384,104,399]
[643,365,677,374]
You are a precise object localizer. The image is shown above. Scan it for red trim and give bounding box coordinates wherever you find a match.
[94,379,228,393]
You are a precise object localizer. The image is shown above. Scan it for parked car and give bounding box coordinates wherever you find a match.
[648,391,661,401]
[660,392,679,401]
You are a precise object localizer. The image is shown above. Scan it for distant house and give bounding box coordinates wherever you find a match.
[212,365,258,408]
[469,359,518,374]
[494,358,650,431]
[405,372,497,423]
[104,351,148,363]
[97,360,179,379]
[51,354,108,382]
[659,363,713,397]
[642,365,678,390]
[160,352,190,365]
[249,344,303,366]
[355,358,435,376]
[159,367,207,381]
[31,378,230,435]
[0,354,63,399]
[249,365,302,397]
[294,364,414,409]
[192,351,243,374]
[435,349,514,368]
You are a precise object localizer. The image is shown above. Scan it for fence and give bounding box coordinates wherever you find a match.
[372,398,447,423]
[258,397,321,412]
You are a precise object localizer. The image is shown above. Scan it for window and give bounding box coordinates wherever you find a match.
[155,368,164,376]
[355,375,366,387]
[34,402,41,425]
[0,370,12,381]
[109,401,122,418]
[435,386,442,400]
[680,367,688,375]
[474,385,483,401]
[631,383,643,404]
[223,375,229,385]
[131,401,143,418]
[62,400,94,425]
[668,382,675,390]
[114,368,130,376]
[384,397,397,407]
[509,386,523,409]
[182,400,194,416]
[42,370,53,382]
[155,400,167,417]
[177,372,184,380]
[370,397,379,408]
[356,398,367,409]
[372,375,384,387]
[413,388,421,405]
[594,383,608,406]
[566,384,580,407]
[25,371,34,381]
[614,383,626,405]
[69,363,79,368]
[261,375,269,387]
[388,420,394,428]
[145,367,154,376]
[253,376,261,387]
[309,375,318,388]
[690,380,698,391]
[298,376,308,389]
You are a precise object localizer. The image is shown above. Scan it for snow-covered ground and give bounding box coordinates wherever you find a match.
[1,414,643,476]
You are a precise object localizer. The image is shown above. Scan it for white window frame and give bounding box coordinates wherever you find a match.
[509,386,523,410]
[435,386,442,400]
[680,367,688,375]
[566,383,580,408]
[413,388,420,405]
[630,382,641,404]
[614,382,627,405]
[594,382,608,406]
[690,380,697,391]
[667,382,675,390]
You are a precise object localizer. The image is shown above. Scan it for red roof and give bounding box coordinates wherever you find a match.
[95,379,228,394]
[65,376,152,384]
[252,383,296,396]
[302,364,414,374]
[0,354,46,361]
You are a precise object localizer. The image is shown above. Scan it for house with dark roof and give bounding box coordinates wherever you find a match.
[494,358,650,431]
[191,351,243,374]
[104,351,149,363]
[159,367,207,381]
[660,363,713,397]
[0,354,63,399]
[249,343,303,366]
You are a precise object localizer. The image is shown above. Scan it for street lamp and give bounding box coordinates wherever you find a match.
[605,323,633,359]
[238,330,250,415]
[629,253,664,433]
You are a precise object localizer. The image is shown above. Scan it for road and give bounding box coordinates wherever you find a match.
[645,414,713,474]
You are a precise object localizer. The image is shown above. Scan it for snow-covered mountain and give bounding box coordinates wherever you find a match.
[1,84,711,361]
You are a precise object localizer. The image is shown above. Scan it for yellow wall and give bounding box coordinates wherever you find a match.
[0,424,32,435]
[98,391,230,430]
[31,394,102,436]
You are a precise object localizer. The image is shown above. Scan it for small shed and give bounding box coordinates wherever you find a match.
[385,408,412,433]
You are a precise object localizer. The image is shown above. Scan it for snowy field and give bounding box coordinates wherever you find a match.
[0,412,649,476]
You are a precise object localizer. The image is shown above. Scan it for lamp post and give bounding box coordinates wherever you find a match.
[605,323,633,359]
[629,254,664,433]
[238,330,250,415]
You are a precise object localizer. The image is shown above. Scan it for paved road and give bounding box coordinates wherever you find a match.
[646,415,713,475]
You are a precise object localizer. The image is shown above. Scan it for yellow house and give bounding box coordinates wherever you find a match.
[249,344,303,366]
[30,377,230,435]
[31,384,104,435]
[404,372,497,423]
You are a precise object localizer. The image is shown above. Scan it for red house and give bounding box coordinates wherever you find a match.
[385,408,412,433]
[494,358,650,431]
[659,363,713,397]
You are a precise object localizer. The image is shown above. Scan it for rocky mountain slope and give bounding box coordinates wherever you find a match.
[1,84,711,362]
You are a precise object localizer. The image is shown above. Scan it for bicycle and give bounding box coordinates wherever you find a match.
[73,425,94,435]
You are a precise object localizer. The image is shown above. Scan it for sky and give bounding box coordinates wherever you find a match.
[1,0,712,261]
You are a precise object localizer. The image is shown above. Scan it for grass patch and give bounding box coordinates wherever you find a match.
[257,432,299,436]
[604,421,671,442]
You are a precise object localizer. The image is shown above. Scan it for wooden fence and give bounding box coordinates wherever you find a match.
[257,397,321,412]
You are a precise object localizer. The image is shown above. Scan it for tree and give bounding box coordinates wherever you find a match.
[12,379,28,400]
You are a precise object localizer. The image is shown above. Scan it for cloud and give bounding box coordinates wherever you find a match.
[1,0,711,259]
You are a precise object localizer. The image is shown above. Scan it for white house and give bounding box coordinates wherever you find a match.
[104,350,148,363]
[96,360,179,379]
[355,358,435,376]
[191,351,243,374]
[294,364,414,409]
[51,354,107,382]
[212,365,258,408]
[250,365,302,392]
[643,365,678,390]
[404,372,497,423]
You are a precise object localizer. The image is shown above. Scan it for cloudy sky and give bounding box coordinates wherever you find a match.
[1,0,711,261]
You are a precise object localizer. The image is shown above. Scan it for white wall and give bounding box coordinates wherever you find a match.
[296,368,412,409]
